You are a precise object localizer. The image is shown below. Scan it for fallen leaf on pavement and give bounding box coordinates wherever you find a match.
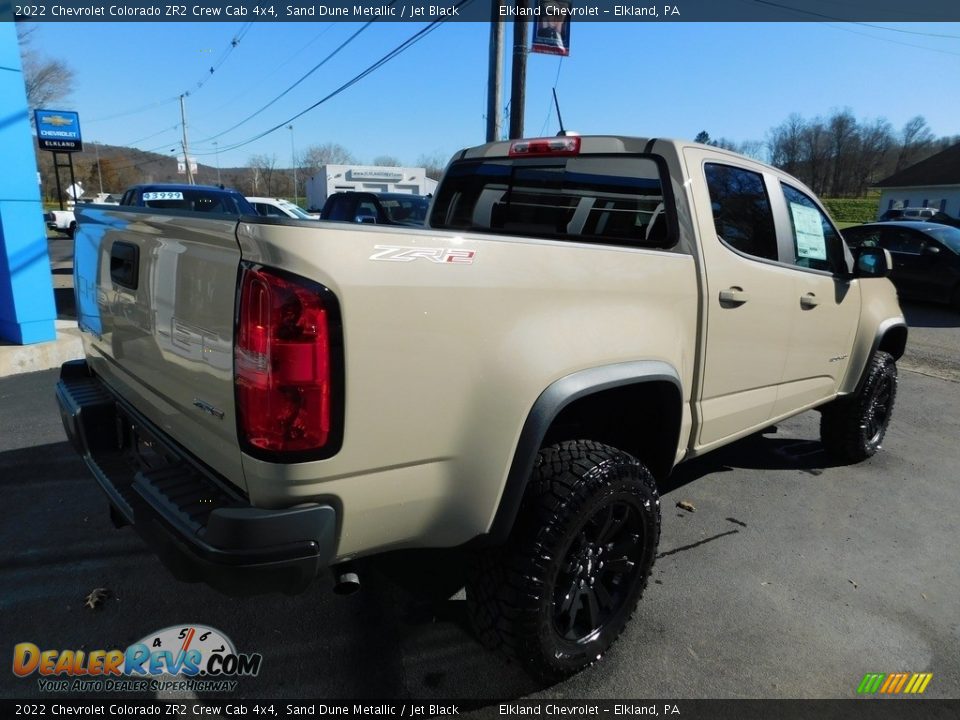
[85,588,110,610]
[677,500,696,512]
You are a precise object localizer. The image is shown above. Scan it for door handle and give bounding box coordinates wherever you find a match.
[800,292,819,309]
[719,287,750,305]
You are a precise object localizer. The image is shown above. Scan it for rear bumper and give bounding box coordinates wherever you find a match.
[56,359,338,595]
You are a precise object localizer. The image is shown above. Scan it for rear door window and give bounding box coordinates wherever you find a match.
[430,156,674,248]
[703,163,778,262]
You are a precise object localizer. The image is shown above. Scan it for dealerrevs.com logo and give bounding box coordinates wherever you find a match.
[13,625,262,693]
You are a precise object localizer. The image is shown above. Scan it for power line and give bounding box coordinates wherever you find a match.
[193,22,253,92]
[202,23,338,116]
[86,96,180,124]
[192,15,391,146]
[751,0,960,37]
[87,24,252,132]
[192,11,463,157]
[824,22,960,57]
[119,124,180,147]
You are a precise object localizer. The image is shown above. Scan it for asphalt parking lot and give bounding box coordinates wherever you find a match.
[1,300,958,705]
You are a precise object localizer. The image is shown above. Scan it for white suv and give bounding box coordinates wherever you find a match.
[247,197,319,220]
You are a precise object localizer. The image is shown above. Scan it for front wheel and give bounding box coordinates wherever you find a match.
[466,440,660,681]
[820,351,898,463]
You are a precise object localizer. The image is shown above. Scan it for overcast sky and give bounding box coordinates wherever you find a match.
[23,20,960,169]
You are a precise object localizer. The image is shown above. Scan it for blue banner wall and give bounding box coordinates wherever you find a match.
[0,23,57,345]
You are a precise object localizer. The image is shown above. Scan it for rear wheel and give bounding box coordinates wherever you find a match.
[820,351,897,463]
[466,440,660,681]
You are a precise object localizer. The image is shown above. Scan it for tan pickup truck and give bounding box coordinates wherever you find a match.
[57,136,906,680]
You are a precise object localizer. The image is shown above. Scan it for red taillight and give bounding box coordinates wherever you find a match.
[508,136,581,157]
[235,266,335,455]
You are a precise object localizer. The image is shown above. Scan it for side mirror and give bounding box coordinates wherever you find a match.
[853,246,891,278]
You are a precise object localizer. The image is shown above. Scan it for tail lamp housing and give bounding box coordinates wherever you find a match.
[235,264,343,461]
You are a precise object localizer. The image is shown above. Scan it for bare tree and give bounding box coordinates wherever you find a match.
[827,109,858,196]
[768,113,806,177]
[301,143,358,178]
[416,151,450,181]
[372,155,402,167]
[895,116,935,172]
[17,25,75,115]
[248,154,278,195]
[853,118,893,195]
[802,120,831,195]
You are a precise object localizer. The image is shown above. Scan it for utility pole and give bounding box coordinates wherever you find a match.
[179,93,195,185]
[94,142,103,194]
[213,141,221,186]
[486,16,504,142]
[288,124,297,205]
[509,0,528,139]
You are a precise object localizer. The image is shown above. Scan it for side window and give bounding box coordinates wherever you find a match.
[326,197,352,222]
[841,226,880,248]
[263,204,286,218]
[704,163,778,261]
[780,184,844,273]
[882,229,925,255]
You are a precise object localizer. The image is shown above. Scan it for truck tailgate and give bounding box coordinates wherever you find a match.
[75,206,246,493]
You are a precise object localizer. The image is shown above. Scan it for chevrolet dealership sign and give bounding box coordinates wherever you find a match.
[35,109,83,152]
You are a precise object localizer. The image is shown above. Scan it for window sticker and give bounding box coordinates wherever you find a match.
[790,202,827,261]
[142,191,184,201]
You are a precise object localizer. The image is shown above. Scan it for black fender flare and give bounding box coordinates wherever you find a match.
[853,318,907,395]
[482,360,682,545]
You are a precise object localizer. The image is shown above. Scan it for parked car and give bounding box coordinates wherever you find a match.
[119,183,255,215]
[843,221,960,310]
[247,196,319,220]
[878,207,960,228]
[44,209,76,237]
[879,207,940,221]
[320,191,430,226]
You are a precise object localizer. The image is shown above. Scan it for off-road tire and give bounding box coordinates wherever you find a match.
[466,440,660,681]
[820,351,898,463]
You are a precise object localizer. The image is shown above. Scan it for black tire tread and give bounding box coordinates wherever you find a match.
[466,440,660,681]
[820,351,898,463]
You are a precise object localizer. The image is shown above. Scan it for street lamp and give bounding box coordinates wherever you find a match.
[213,141,222,186]
[288,124,297,206]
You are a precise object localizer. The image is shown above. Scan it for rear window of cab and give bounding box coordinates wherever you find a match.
[429,155,675,249]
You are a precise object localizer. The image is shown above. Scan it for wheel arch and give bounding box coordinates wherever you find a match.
[483,361,683,546]
[877,322,908,361]
[852,319,907,395]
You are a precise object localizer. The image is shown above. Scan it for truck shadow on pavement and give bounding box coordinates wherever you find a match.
[0,441,539,703]
[660,427,840,495]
